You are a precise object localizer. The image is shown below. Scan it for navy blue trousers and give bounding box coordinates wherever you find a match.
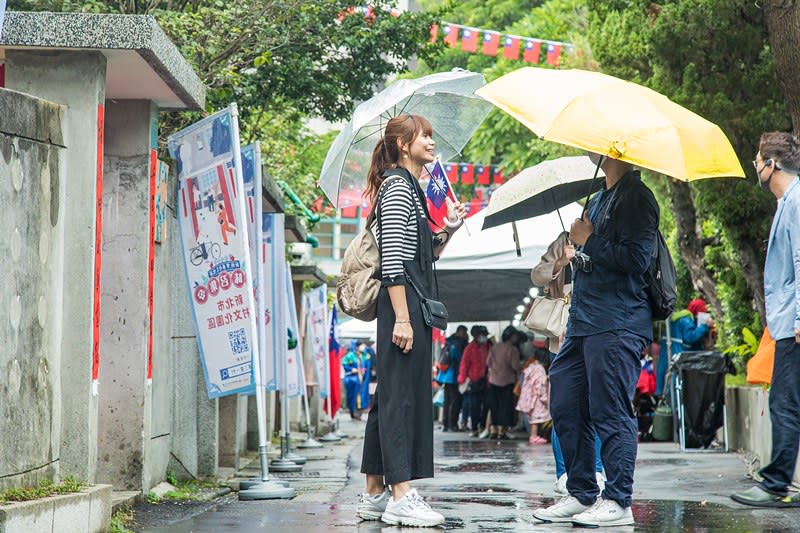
[550,330,646,508]
[759,338,800,495]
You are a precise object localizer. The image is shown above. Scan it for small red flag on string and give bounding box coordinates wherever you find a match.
[475,165,490,185]
[502,35,520,60]
[482,31,501,56]
[444,24,459,47]
[461,27,479,52]
[546,43,562,66]
[459,163,475,185]
[492,166,505,184]
[523,39,541,63]
[429,24,439,44]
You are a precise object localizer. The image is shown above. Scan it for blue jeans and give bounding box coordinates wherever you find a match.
[553,428,603,478]
[550,330,646,508]
[759,338,800,495]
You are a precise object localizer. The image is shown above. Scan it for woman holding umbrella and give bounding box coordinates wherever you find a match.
[356,114,466,527]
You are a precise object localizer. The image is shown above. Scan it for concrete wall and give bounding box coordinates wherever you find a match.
[5,50,107,483]
[726,386,800,484]
[0,88,65,490]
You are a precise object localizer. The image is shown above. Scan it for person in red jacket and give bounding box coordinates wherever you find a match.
[458,325,490,436]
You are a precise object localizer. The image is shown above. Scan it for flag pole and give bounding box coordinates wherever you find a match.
[440,161,471,236]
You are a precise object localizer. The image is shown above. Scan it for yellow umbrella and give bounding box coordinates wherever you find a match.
[476,67,745,181]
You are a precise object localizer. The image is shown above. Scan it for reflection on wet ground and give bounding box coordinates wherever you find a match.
[140,432,799,532]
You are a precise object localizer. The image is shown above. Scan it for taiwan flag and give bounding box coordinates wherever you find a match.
[546,43,562,66]
[443,24,459,47]
[523,39,541,63]
[461,27,479,52]
[444,163,459,183]
[482,31,500,56]
[425,160,457,228]
[503,35,520,60]
[475,165,490,185]
[459,163,475,185]
[492,166,505,184]
[325,304,341,418]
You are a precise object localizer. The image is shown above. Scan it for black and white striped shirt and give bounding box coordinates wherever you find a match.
[374,177,426,286]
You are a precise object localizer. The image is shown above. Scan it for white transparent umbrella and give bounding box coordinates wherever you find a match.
[319,69,492,207]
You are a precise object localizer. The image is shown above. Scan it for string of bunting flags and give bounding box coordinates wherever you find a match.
[430,21,572,66]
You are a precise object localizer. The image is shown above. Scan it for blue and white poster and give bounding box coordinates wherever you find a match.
[261,214,283,391]
[168,105,259,398]
[303,285,329,398]
[284,264,303,398]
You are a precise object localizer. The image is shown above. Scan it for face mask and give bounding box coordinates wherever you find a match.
[477,335,488,344]
[756,162,775,192]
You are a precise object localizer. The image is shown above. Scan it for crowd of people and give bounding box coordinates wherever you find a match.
[346,115,799,528]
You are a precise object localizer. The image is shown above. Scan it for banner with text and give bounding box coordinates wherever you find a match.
[168,105,259,398]
[303,284,329,398]
[284,264,303,397]
[261,213,283,392]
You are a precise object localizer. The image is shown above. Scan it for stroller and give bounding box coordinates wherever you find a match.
[634,358,658,441]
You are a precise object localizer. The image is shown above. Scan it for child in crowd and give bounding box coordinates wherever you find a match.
[516,352,550,444]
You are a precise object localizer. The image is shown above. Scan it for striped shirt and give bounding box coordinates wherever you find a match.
[373,176,426,286]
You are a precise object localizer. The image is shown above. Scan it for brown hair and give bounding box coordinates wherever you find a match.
[759,131,800,171]
[365,114,433,204]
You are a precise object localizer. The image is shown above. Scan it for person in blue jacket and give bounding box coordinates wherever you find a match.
[342,341,364,420]
[435,327,468,432]
[359,343,375,412]
[656,298,714,397]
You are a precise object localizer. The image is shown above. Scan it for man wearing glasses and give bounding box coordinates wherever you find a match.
[732,132,800,508]
[532,155,659,527]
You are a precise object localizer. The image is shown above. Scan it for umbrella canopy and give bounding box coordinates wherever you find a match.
[482,156,605,230]
[319,70,492,206]
[476,67,745,181]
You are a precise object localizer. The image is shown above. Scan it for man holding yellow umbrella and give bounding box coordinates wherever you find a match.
[477,67,744,528]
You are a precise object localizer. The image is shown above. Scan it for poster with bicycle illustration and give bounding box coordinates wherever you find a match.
[167,105,259,399]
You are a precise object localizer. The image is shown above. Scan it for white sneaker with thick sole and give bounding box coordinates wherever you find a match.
[381,488,445,527]
[356,488,390,520]
[571,497,634,527]
[532,495,591,523]
[554,474,568,495]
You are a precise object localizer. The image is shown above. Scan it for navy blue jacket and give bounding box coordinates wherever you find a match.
[567,171,659,341]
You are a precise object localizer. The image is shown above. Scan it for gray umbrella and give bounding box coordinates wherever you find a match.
[318,69,492,207]
[482,156,605,230]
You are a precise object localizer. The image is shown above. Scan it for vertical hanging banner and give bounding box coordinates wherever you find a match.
[284,264,303,397]
[303,285,329,399]
[262,213,284,391]
[241,143,271,392]
[168,105,258,398]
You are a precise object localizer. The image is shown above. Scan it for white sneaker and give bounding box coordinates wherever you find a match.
[478,428,491,439]
[356,488,389,520]
[381,488,445,527]
[531,495,591,523]
[554,473,568,495]
[571,497,634,527]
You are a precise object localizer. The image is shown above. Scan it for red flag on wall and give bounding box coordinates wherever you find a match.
[459,163,474,185]
[461,27,479,52]
[492,166,505,184]
[523,39,541,63]
[475,165,490,185]
[546,43,562,66]
[444,24,459,47]
[445,163,459,183]
[503,35,520,60]
[429,24,439,44]
[482,31,501,56]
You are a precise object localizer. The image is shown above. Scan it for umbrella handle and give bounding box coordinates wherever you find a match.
[580,156,605,219]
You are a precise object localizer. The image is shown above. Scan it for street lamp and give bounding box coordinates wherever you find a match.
[529,287,539,298]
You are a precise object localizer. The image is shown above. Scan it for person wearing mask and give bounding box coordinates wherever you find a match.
[533,154,658,527]
[359,343,375,412]
[355,114,466,527]
[342,341,364,420]
[486,326,522,439]
[458,325,490,436]
[656,298,714,397]
[436,326,469,432]
[731,132,800,508]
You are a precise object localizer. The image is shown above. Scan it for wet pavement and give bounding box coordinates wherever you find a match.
[137,419,800,532]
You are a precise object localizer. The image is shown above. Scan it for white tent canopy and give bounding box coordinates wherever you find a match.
[435,203,582,321]
[337,318,377,342]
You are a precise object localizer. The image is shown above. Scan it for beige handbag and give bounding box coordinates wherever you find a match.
[524,291,570,338]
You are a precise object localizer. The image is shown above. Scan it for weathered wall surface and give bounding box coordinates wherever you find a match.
[0,88,65,489]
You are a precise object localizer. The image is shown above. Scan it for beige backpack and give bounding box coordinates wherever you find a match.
[336,175,403,320]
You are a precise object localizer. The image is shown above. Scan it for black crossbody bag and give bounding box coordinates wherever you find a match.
[377,170,449,331]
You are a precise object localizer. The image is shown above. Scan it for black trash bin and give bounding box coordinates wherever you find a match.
[671,351,736,449]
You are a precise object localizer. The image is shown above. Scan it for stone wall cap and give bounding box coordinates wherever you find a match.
[0,12,205,110]
[0,87,65,146]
